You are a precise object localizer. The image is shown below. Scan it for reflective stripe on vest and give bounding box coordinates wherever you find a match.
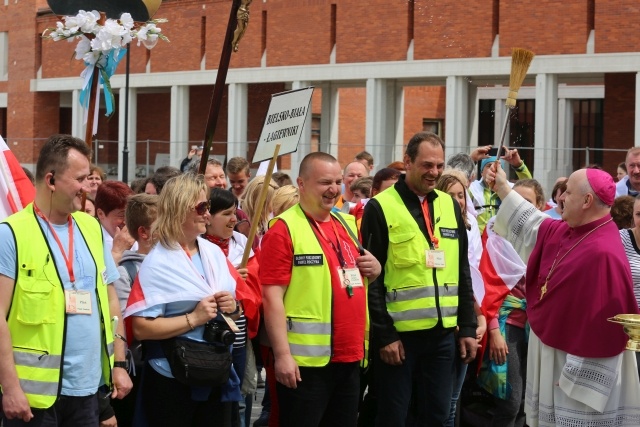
[289,344,332,358]
[374,188,460,332]
[19,379,58,399]
[13,351,62,369]
[288,319,331,335]
[3,205,114,409]
[389,305,459,322]
[274,205,362,367]
[386,284,459,302]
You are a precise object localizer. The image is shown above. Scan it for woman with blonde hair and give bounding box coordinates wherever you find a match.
[436,169,486,427]
[125,174,242,427]
[271,185,299,217]
[240,176,279,249]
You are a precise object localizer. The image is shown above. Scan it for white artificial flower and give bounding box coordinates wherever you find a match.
[82,49,101,66]
[91,20,126,52]
[119,13,134,31]
[78,10,101,34]
[135,26,149,45]
[62,19,79,34]
[74,36,91,60]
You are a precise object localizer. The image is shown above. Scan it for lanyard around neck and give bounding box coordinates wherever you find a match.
[420,198,439,249]
[307,215,347,268]
[34,203,75,283]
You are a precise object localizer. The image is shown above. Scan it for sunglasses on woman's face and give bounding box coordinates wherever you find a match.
[194,201,211,215]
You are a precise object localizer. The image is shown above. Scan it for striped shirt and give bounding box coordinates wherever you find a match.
[619,229,640,308]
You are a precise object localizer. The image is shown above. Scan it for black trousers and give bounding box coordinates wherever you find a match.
[140,364,231,427]
[276,361,360,427]
[3,394,99,427]
[374,330,456,427]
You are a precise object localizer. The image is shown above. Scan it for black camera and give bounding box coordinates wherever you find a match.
[203,321,236,346]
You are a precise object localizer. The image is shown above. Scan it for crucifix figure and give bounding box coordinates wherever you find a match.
[232,0,253,52]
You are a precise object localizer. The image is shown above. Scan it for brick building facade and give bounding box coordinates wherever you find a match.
[1,0,640,192]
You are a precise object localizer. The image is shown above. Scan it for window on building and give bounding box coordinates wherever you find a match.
[477,98,536,173]
[311,114,321,152]
[478,99,495,146]
[0,32,7,80]
[510,99,535,173]
[0,108,6,136]
[422,119,442,137]
[572,99,603,170]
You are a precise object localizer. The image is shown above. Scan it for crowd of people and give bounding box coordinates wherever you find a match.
[0,132,639,427]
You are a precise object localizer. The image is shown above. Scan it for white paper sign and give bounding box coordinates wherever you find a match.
[252,87,314,164]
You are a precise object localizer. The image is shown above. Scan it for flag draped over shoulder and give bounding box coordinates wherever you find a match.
[123,237,236,318]
[0,135,35,220]
[478,218,527,322]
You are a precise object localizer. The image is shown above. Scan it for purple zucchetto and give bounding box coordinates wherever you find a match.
[585,168,615,206]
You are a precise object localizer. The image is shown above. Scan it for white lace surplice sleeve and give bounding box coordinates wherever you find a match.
[492,190,548,264]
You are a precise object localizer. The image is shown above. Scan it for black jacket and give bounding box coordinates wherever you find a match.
[361,175,476,349]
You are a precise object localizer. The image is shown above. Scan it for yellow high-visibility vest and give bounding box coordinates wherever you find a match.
[375,188,460,331]
[3,205,114,408]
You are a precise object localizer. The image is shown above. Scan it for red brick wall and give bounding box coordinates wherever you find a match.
[603,73,635,173]
[499,0,589,55]
[335,0,409,63]
[151,5,204,72]
[336,87,366,167]
[5,0,61,158]
[264,0,332,66]
[596,1,640,53]
[404,86,446,145]
[414,0,495,60]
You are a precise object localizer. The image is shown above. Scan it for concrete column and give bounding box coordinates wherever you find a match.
[170,85,190,169]
[393,86,406,163]
[288,81,313,181]
[365,78,400,169]
[557,98,574,181]
[533,73,559,194]
[467,84,479,152]
[494,99,508,147]
[117,87,137,182]
[320,82,339,158]
[636,72,640,147]
[445,76,470,151]
[71,89,84,139]
[227,83,248,160]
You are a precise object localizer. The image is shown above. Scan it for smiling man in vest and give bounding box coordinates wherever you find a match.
[261,152,381,427]
[361,131,477,426]
[0,135,132,426]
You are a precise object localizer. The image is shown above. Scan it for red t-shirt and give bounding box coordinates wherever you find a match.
[260,217,366,363]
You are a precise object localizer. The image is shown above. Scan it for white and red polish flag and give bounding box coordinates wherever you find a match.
[0,136,35,221]
[476,217,527,322]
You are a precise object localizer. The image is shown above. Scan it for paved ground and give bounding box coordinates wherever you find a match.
[248,370,267,426]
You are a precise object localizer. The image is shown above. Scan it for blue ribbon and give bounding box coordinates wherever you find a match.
[79,48,127,118]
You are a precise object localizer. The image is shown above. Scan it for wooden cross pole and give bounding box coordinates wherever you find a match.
[198,0,245,174]
[84,12,106,148]
[239,143,280,268]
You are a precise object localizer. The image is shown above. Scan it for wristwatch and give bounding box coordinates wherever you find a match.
[226,300,242,315]
[113,361,129,370]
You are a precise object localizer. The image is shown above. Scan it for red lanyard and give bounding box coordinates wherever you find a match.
[34,203,76,283]
[309,217,348,268]
[420,198,439,249]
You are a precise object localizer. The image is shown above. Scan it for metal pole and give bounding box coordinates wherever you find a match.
[146,139,150,177]
[122,47,130,183]
[585,146,590,166]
